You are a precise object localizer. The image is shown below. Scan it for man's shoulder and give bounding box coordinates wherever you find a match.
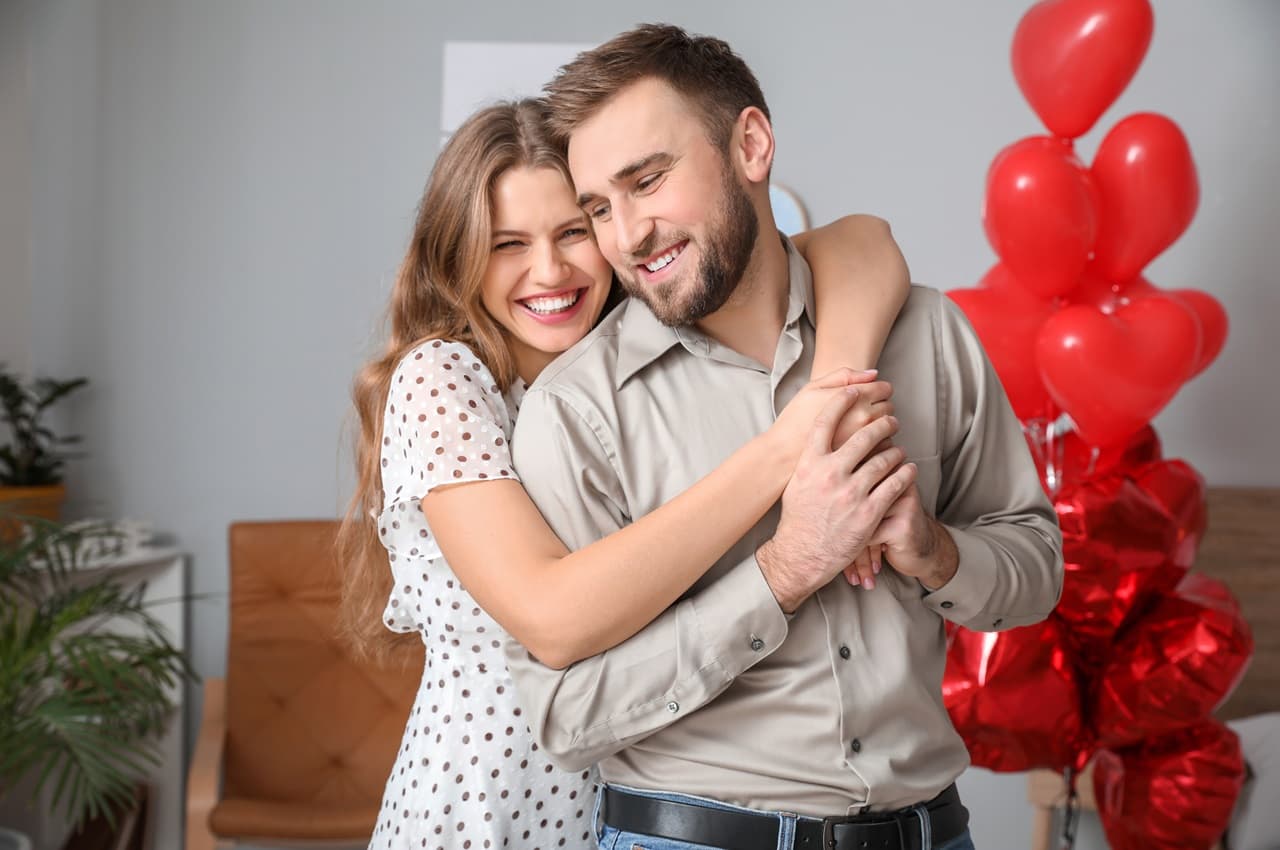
[879,284,974,376]
[898,284,947,326]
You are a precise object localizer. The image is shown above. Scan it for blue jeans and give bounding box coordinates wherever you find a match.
[593,784,977,850]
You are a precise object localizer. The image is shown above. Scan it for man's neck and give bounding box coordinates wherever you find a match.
[694,231,790,370]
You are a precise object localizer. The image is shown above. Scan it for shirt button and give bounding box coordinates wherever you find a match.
[666,701,680,713]
[750,636,765,652]
[940,601,954,609]
[993,618,1004,628]
[850,738,862,754]
[838,645,851,660]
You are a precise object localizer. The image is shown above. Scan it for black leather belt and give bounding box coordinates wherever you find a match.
[601,783,968,850]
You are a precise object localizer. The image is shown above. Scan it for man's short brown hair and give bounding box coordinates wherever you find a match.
[544,23,770,152]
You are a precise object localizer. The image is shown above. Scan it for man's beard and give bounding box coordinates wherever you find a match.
[621,165,758,327]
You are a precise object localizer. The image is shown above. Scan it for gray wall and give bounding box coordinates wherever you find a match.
[6,2,1279,848]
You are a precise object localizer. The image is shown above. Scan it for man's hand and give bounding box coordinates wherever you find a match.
[756,399,916,614]
[872,483,959,591]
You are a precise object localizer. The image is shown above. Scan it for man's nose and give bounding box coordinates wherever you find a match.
[613,203,654,259]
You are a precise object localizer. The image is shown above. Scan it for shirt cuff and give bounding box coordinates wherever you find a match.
[690,554,789,678]
[920,525,997,625]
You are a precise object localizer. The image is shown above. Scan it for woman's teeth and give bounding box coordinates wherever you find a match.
[524,290,581,314]
[645,246,682,272]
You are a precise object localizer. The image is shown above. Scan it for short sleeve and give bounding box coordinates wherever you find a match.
[379,340,519,502]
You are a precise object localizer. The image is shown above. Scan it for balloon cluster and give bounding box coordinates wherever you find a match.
[940,3,1252,848]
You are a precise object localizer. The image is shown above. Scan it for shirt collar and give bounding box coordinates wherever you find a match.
[613,233,815,389]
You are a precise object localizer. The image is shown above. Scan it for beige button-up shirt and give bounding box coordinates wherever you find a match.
[505,239,1063,815]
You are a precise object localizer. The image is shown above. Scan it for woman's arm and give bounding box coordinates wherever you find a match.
[424,373,882,670]
[793,214,911,375]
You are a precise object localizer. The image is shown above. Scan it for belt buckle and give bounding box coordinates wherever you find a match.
[819,814,858,849]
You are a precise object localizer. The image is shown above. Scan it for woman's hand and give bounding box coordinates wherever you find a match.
[769,368,894,469]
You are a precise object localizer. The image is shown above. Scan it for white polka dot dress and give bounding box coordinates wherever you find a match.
[369,340,596,850]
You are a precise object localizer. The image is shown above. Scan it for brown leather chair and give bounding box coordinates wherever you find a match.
[186,520,420,849]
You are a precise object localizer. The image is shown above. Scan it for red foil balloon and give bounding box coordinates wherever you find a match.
[948,266,1057,421]
[1093,573,1252,749]
[943,619,1085,772]
[1052,459,1203,660]
[1012,0,1154,139]
[1036,296,1201,447]
[1092,721,1245,850]
[983,136,1098,299]
[1131,460,1207,571]
[1092,113,1200,283]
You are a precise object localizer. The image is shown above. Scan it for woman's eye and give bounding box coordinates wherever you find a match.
[561,227,588,240]
[493,240,524,251]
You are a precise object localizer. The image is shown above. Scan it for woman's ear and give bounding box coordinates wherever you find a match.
[732,106,775,185]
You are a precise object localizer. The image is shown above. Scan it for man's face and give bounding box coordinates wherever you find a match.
[567,78,758,326]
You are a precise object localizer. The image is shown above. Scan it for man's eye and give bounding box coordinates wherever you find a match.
[589,205,611,221]
[637,173,664,192]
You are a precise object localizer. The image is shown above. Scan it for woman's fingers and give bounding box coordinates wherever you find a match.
[844,547,878,590]
[812,367,877,389]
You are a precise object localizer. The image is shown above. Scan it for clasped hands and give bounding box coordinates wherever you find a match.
[759,368,958,614]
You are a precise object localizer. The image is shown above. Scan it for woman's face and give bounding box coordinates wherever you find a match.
[481,166,614,381]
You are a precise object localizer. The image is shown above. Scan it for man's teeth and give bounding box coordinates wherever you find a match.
[645,247,682,272]
[524,291,581,314]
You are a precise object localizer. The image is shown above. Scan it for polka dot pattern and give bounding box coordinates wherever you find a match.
[370,340,596,849]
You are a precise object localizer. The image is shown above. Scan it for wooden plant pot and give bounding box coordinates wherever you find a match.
[0,484,66,541]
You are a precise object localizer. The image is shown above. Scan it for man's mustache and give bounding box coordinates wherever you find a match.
[623,231,693,266]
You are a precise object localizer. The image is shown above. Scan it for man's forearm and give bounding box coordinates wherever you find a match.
[916,518,959,591]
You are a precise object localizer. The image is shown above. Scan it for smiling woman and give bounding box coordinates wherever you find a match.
[338,97,911,850]
[480,166,613,382]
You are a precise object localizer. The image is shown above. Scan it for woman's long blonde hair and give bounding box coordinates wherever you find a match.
[337,99,575,663]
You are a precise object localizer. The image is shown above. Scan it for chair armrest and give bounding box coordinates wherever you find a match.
[186,677,227,850]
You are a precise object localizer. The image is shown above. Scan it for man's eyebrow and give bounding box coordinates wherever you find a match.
[576,152,675,208]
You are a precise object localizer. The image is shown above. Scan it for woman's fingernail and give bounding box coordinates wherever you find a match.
[872,561,882,575]
[864,576,876,591]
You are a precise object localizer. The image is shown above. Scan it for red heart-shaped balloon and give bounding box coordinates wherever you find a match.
[948,266,1057,420]
[943,619,1086,772]
[1092,721,1245,850]
[1167,288,1227,376]
[1072,273,1226,377]
[983,137,1098,298]
[1093,574,1252,750]
[1053,459,1199,661]
[1012,0,1154,139]
[1092,113,1200,283]
[1036,297,1200,447]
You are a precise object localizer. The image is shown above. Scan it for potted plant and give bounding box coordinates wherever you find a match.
[0,365,89,524]
[0,518,196,837]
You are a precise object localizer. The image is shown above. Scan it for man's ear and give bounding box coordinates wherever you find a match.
[732,106,774,185]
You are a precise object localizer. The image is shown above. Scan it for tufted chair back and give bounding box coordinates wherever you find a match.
[206,520,419,840]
